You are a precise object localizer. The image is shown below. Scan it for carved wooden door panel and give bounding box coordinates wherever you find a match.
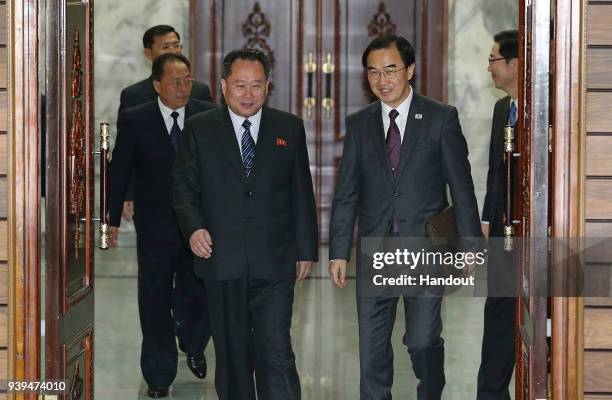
[45,1,95,399]
[190,0,444,242]
[514,0,550,398]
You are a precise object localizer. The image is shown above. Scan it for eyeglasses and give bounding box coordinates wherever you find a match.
[488,56,508,63]
[367,65,409,80]
[159,42,183,51]
[161,78,195,88]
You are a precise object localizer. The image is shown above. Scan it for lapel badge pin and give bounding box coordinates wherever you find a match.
[276,138,288,147]
[415,114,423,120]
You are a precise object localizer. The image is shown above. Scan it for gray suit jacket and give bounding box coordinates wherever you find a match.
[329,92,482,268]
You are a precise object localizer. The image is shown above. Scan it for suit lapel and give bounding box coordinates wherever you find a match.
[368,102,394,182]
[215,106,247,181]
[247,106,274,181]
[395,92,425,180]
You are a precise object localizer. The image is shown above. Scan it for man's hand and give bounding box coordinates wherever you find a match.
[122,201,134,221]
[109,226,119,247]
[329,260,348,288]
[189,229,213,258]
[296,261,312,281]
[481,223,490,240]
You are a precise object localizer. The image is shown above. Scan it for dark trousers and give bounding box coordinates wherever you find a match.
[356,294,445,400]
[476,296,516,400]
[136,237,210,387]
[477,221,516,400]
[205,273,300,400]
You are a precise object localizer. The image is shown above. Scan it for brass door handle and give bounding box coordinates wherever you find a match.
[304,50,316,118]
[322,52,334,120]
[504,124,515,252]
[98,122,111,249]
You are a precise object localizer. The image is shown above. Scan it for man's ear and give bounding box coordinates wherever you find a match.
[406,63,416,81]
[153,80,161,95]
[220,79,227,97]
[144,47,153,61]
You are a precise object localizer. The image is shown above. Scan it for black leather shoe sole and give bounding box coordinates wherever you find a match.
[146,386,169,398]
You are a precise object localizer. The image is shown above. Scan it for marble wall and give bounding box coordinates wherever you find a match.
[447,0,519,210]
[94,0,190,133]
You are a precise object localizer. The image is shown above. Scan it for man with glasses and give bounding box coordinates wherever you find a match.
[109,53,215,398]
[477,29,519,400]
[329,35,481,400]
[118,25,212,222]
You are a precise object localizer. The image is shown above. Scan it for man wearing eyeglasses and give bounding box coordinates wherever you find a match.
[329,35,481,400]
[109,53,216,398]
[118,25,212,224]
[477,29,519,400]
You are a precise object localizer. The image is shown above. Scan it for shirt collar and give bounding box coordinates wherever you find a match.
[228,106,263,132]
[381,87,413,119]
[157,97,185,119]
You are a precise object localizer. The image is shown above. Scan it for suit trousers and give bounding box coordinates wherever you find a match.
[136,236,209,387]
[357,294,445,400]
[477,223,516,400]
[205,272,300,400]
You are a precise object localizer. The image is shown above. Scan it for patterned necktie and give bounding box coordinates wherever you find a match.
[241,119,255,177]
[170,111,181,150]
[386,109,401,176]
[508,101,518,127]
[386,109,401,234]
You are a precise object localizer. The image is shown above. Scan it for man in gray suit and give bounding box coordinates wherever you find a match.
[328,35,482,400]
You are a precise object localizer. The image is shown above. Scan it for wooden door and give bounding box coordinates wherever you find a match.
[189,0,445,241]
[514,0,550,398]
[45,1,95,399]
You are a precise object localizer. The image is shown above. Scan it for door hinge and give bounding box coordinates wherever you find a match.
[39,395,58,400]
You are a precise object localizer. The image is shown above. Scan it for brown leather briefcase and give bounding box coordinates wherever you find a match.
[425,205,459,248]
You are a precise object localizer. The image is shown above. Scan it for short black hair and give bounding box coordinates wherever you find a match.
[222,48,270,80]
[361,35,416,69]
[143,25,180,49]
[494,30,518,60]
[151,53,191,82]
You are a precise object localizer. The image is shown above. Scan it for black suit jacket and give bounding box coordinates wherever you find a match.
[172,105,319,280]
[329,92,482,266]
[482,96,511,236]
[119,76,212,113]
[109,99,216,245]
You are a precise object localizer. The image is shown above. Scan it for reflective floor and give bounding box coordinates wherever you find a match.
[94,246,513,399]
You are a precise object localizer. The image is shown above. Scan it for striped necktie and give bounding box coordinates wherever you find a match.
[241,119,255,177]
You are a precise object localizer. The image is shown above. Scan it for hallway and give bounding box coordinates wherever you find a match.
[93,246,499,399]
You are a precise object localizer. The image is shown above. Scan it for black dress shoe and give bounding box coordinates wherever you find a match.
[177,338,186,354]
[186,354,207,379]
[146,386,169,398]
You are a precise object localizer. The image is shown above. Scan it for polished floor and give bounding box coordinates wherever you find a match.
[94,246,513,399]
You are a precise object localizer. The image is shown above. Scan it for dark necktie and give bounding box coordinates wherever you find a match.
[241,119,255,177]
[508,101,518,127]
[386,109,401,176]
[386,109,401,234]
[170,111,181,150]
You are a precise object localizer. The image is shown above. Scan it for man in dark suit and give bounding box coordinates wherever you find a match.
[118,24,212,221]
[329,35,482,400]
[477,29,519,400]
[173,48,318,400]
[109,53,215,399]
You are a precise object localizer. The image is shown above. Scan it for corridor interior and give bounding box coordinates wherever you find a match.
[93,244,503,399]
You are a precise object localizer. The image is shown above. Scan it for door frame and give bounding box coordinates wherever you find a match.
[8,0,42,396]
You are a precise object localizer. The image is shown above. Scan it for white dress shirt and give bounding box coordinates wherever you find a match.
[228,107,263,154]
[381,87,414,143]
[157,97,185,134]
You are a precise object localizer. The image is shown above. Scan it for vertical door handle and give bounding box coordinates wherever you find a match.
[322,52,334,120]
[304,50,316,118]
